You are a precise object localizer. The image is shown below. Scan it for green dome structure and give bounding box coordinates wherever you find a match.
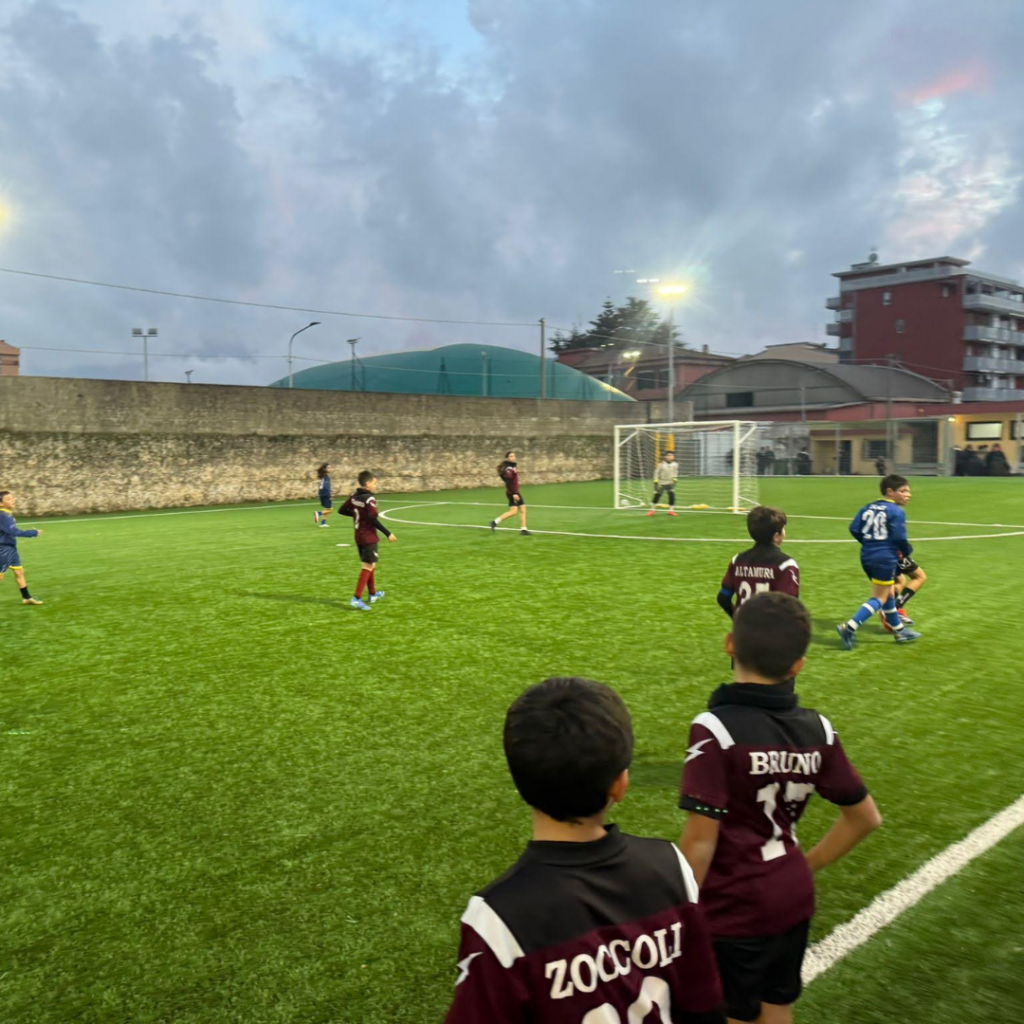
[269,343,634,402]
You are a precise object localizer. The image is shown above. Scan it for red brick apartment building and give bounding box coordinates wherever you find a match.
[827,254,1024,402]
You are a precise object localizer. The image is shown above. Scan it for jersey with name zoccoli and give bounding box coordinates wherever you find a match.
[444,826,724,1023]
[680,682,867,938]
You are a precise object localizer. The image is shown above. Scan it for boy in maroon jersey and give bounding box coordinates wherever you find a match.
[445,677,725,1024]
[717,507,799,618]
[338,470,397,611]
[488,450,530,536]
[679,594,881,1024]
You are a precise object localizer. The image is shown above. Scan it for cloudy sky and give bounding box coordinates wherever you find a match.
[1,0,1023,385]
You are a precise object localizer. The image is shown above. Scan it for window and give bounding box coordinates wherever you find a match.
[942,284,953,298]
[636,369,668,391]
[862,439,887,459]
[882,291,893,305]
[895,319,906,334]
[726,391,754,408]
[1012,420,1023,440]
[966,421,1003,441]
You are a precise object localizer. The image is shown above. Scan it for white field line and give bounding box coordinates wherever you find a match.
[804,793,1024,985]
[379,503,1024,544]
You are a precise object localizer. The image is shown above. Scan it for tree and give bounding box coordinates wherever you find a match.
[550,297,684,353]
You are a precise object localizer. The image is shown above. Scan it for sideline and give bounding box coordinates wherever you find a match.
[804,793,1024,984]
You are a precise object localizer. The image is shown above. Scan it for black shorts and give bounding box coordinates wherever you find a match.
[358,543,379,564]
[507,494,525,507]
[713,919,810,1022]
[897,555,920,575]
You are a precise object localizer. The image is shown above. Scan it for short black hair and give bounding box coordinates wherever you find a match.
[358,470,376,487]
[504,678,633,822]
[0,490,9,504]
[733,593,811,681]
[747,505,787,545]
[505,450,515,459]
[880,474,908,495]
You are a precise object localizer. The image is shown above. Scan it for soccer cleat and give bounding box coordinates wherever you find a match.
[369,591,386,604]
[520,529,531,536]
[835,624,855,650]
[667,510,678,516]
[898,608,914,625]
[645,510,656,517]
[350,597,371,611]
[489,520,497,532]
[894,628,922,644]
[22,597,43,606]
[319,522,329,528]
[313,511,320,525]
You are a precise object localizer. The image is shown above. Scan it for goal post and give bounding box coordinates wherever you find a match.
[613,420,761,512]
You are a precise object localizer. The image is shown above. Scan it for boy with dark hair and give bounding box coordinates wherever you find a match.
[489,451,530,536]
[836,474,922,648]
[338,471,396,611]
[314,462,333,528]
[0,490,43,605]
[647,450,680,516]
[679,593,881,1024]
[717,506,799,618]
[445,677,725,1024]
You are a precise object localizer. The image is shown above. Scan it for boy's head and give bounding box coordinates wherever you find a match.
[664,451,675,462]
[357,470,377,491]
[746,505,787,546]
[504,678,633,823]
[0,491,12,510]
[880,474,911,504]
[728,592,811,682]
[505,450,516,463]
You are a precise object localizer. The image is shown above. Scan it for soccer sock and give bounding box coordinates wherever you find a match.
[881,596,903,630]
[367,569,376,596]
[896,589,915,608]
[354,569,372,599]
[19,586,31,599]
[847,597,883,631]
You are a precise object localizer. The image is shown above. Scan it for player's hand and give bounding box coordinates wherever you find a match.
[35,529,42,535]
[387,533,397,543]
[513,494,520,502]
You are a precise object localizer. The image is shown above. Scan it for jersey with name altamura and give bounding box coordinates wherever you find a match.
[720,544,799,608]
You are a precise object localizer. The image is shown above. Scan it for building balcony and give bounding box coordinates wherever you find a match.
[962,386,1024,402]
[825,295,841,310]
[825,323,841,336]
[963,356,1024,374]
[963,293,1024,316]
[964,325,1024,343]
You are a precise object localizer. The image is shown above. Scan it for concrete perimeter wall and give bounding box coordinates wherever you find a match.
[0,377,647,516]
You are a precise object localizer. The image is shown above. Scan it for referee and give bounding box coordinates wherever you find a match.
[647,450,679,517]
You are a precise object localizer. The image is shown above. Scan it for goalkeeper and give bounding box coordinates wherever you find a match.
[646,450,679,517]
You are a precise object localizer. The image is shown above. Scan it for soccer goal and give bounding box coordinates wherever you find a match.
[613,420,761,512]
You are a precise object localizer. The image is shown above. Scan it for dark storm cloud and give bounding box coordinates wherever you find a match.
[0,0,1022,382]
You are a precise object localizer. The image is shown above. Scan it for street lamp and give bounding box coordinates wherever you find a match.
[185,369,194,384]
[132,327,158,382]
[644,281,691,423]
[346,337,361,391]
[287,321,321,389]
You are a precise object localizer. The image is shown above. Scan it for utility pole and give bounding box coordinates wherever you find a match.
[185,369,193,384]
[347,338,361,390]
[667,308,675,424]
[539,318,547,399]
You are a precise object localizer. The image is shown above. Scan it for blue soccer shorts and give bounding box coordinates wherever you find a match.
[0,547,23,576]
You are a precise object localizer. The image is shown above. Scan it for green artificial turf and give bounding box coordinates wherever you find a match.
[3,477,1023,1022]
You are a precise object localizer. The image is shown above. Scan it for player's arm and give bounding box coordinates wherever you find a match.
[890,508,912,557]
[338,498,354,518]
[443,922,529,1023]
[804,795,882,873]
[678,812,720,886]
[848,511,862,540]
[716,587,735,618]
[365,498,394,540]
[0,513,38,540]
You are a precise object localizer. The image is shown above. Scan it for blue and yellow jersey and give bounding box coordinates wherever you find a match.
[0,510,39,549]
[848,498,912,559]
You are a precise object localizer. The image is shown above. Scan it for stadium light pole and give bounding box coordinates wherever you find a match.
[653,283,689,424]
[132,327,158,382]
[539,318,547,399]
[346,337,361,391]
[288,321,321,389]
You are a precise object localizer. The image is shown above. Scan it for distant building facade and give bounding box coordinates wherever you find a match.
[827,254,1024,402]
[0,340,19,377]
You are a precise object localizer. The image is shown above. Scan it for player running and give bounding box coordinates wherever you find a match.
[717,506,798,618]
[445,677,725,1023]
[314,463,333,528]
[0,490,43,605]
[679,593,882,1024]
[338,471,396,611]
[488,451,530,536]
[880,555,926,632]
[647,450,679,516]
[837,474,922,648]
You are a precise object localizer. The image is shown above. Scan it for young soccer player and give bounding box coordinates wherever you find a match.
[0,490,44,605]
[314,463,333,528]
[647,450,680,516]
[338,471,396,611]
[489,451,530,536]
[717,506,799,618]
[445,677,725,1024]
[836,474,923,648]
[679,593,882,1024]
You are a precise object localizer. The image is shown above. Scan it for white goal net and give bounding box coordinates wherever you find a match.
[614,421,761,511]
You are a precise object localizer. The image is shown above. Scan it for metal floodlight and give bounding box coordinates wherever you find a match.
[147,328,158,337]
[131,328,143,337]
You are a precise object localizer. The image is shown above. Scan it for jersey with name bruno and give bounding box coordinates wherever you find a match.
[680,682,868,938]
[721,544,799,609]
[338,488,392,546]
[444,826,724,1024]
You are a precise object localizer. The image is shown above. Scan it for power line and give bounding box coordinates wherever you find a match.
[0,266,537,328]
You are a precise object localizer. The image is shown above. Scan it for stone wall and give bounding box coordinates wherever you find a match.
[0,377,644,515]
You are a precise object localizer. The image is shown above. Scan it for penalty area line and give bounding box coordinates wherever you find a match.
[804,792,1024,986]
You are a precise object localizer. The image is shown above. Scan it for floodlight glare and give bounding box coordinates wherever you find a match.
[656,283,689,297]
